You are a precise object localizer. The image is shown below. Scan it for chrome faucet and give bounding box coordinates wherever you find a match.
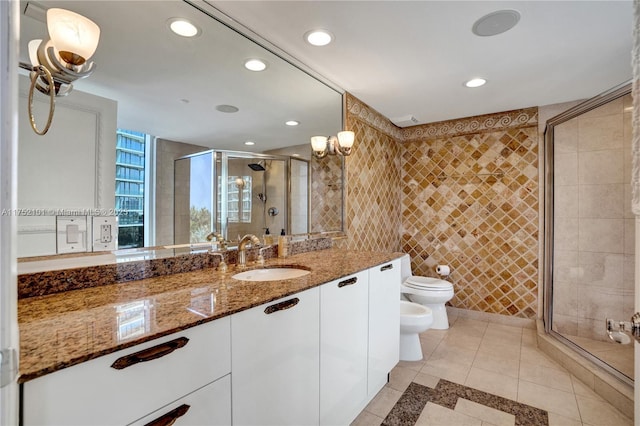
[237,234,261,268]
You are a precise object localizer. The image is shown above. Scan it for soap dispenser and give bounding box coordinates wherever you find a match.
[263,228,273,245]
[278,229,288,258]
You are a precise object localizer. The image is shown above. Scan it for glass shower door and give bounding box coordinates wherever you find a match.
[547,84,633,383]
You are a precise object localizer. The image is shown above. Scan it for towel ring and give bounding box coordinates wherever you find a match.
[27,65,56,136]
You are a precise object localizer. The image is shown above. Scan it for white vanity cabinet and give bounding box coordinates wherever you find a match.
[129,374,231,426]
[231,287,320,426]
[22,317,231,426]
[367,258,401,397]
[319,270,369,426]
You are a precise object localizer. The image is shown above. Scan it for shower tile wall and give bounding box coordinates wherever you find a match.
[400,108,540,318]
[552,94,634,340]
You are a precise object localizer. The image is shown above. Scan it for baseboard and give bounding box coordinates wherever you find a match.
[447,306,536,329]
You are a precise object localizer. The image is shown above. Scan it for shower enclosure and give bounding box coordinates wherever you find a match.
[173,150,310,244]
[544,82,633,384]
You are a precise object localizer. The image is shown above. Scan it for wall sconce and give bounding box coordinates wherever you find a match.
[310,131,355,159]
[235,177,245,189]
[19,8,101,135]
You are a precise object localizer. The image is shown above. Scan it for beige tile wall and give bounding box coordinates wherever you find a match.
[552,94,634,340]
[340,93,403,252]
[341,94,540,318]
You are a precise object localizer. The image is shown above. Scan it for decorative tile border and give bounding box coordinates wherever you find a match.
[383,380,548,426]
[346,93,404,140]
[401,107,538,142]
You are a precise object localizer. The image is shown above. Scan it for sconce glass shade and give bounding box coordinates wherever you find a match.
[235,177,245,188]
[28,39,42,66]
[311,136,328,151]
[47,8,100,65]
[337,131,355,148]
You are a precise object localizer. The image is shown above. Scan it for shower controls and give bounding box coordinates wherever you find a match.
[605,314,640,344]
[268,207,279,217]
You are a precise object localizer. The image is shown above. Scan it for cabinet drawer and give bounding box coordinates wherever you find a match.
[22,317,231,426]
[128,374,231,426]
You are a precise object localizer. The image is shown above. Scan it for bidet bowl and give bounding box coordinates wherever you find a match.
[232,268,310,281]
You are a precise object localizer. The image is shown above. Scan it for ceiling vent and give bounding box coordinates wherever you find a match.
[472,10,521,37]
[391,115,419,128]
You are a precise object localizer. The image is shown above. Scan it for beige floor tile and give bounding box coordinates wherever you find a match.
[576,395,633,426]
[472,351,519,378]
[484,324,523,340]
[443,331,484,351]
[477,340,521,359]
[429,343,477,366]
[452,318,489,334]
[517,380,581,420]
[464,367,518,400]
[413,371,440,388]
[454,398,515,426]
[519,363,574,393]
[415,402,482,426]
[547,412,583,426]
[363,386,403,419]
[520,346,564,370]
[420,360,471,385]
[387,365,419,392]
[350,410,383,426]
[397,358,425,372]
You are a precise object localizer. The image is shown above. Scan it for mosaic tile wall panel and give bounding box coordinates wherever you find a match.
[340,93,403,252]
[310,154,344,233]
[401,112,539,318]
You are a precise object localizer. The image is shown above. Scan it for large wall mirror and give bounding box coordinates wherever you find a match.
[17,0,344,261]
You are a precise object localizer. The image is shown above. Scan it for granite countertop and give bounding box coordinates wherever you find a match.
[18,248,403,383]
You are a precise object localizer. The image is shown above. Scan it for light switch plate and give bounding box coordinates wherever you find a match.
[56,216,88,254]
[92,216,118,251]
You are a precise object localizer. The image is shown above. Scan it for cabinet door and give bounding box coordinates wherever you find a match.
[128,374,231,426]
[231,287,320,426]
[368,259,401,397]
[22,317,231,426]
[320,271,369,425]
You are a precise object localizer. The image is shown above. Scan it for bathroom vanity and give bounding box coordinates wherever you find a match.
[18,248,402,425]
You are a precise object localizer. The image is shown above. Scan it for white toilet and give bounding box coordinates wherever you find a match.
[399,300,433,361]
[400,255,455,330]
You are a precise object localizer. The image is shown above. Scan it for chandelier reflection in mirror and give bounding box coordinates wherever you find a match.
[19,8,100,135]
[310,131,355,159]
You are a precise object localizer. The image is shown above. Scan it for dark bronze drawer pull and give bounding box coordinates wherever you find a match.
[380,264,393,271]
[111,337,189,370]
[144,404,190,426]
[264,297,300,314]
[338,277,358,288]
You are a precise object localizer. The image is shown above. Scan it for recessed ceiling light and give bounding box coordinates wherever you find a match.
[244,141,255,146]
[305,29,333,46]
[168,18,200,37]
[472,10,520,37]
[216,104,239,113]
[285,120,299,126]
[464,78,487,88]
[244,59,267,72]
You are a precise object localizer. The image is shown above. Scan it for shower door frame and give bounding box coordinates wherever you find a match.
[543,81,632,385]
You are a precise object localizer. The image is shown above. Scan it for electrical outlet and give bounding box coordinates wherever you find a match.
[100,224,112,243]
[92,216,118,251]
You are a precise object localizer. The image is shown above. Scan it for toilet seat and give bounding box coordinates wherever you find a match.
[404,276,453,291]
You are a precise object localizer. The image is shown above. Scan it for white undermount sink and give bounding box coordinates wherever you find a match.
[232,268,310,281]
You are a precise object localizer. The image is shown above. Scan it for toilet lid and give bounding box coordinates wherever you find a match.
[404,276,453,290]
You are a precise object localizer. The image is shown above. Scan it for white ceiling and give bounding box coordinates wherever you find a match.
[211,0,634,126]
[19,0,634,149]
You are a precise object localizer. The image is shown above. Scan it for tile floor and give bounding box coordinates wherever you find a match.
[352,313,633,426]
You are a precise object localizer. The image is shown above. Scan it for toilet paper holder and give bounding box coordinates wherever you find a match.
[605,313,640,344]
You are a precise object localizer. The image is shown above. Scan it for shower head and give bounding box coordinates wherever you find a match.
[248,162,265,171]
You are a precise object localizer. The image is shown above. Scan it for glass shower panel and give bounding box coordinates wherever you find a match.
[174,151,214,244]
[290,158,310,235]
[551,92,634,380]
